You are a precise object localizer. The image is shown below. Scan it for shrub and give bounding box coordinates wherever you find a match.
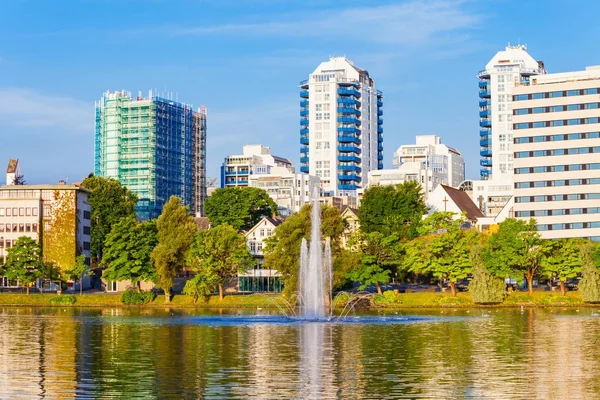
[49,295,77,305]
[469,248,506,304]
[381,290,402,304]
[120,289,156,305]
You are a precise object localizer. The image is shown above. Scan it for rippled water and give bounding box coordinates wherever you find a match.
[1,307,599,399]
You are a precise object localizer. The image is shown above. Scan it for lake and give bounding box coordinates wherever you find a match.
[0,307,599,399]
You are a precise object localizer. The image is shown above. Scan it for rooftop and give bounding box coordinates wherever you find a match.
[440,184,484,221]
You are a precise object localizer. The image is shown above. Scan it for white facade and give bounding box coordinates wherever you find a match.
[221,144,293,188]
[248,167,320,215]
[300,56,383,197]
[393,135,465,190]
[241,217,283,292]
[479,45,546,180]
[513,66,600,240]
[466,179,514,217]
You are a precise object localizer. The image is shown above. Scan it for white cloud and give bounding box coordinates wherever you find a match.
[169,0,481,46]
[0,88,93,134]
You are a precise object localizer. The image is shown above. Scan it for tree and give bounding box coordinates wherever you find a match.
[359,181,428,239]
[151,196,197,303]
[64,255,91,295]
[542,238,583,296]
[579,241,600,303]
[483,218,549,296]
[468,237,506,304]
[264,203,348,297]
[405,213,478,296]
[205,187,278,231]
[13,174,25,185]
[43,189,77,274]
[2,236,42,294]
[102,217,158,293]
[81,174,138,264]
[347,232,400,295]
[188,224,253,300]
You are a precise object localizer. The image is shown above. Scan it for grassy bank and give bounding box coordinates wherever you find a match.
[0,291,589,308]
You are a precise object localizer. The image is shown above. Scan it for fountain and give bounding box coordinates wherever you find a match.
[299,188,333,319]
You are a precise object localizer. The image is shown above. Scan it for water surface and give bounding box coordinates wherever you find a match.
[1,307,599,399]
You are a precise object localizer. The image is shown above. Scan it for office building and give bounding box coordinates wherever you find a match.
[95,90,207,219]
[299,56,383,197]
[221,145,292,188]
[478,45,546,180]
[513,66,600,240]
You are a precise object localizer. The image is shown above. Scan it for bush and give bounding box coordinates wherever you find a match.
[381,290,402,304]
[49,295,77,305]
[469,250,506,304]
[120,289,156,305]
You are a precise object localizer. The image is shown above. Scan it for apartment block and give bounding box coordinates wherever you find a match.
[221,145,292,188]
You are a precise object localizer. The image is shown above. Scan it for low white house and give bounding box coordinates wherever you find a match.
[241,217,284,292]
[427,184,484,226]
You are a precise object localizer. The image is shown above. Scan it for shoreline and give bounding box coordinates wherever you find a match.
[0,292,594,309]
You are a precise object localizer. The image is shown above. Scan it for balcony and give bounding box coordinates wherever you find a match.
[338,145,361,154]
[480,148,492,157]
[300,147,309,153]
[479,99,490,108]
[300,137,309,145]
[338,98,360,107]
[300,118,309,126]
[480,159,492,167]
[377,118,383,125]
[338,155,360,163]
[479,90,491,98]
[237,180,248,185]
[480,128,491,137]
[478,69,491,79]
[300,109,309,117]
[378,153,384,160]
[479,80,490,88]
[338,165,361,173]
[480,168,491,176]
[300,166,309,173]
[480,137,491,147]
[338,117,361,125]
[300,156,309,163]
[224,171,237,176]
[377,99,383,107]
[338,127,361,134]
[479,109,491,117]
[338,184,358,191]
[479,119,492,128]
[378,108,383,116]
[300,128,309,135]
[237,170,249,175]
[378,126,383,134]
[378,162,384,169]
[300,90,309,98]
[300,99,309,108]
[338,174,361,182]
[338,88,360,97]
[338,107,360,115]
[338,136,361,145]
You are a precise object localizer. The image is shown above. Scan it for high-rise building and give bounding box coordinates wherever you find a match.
[393,135,465,190]
[513,66,600,240]
[95,90,207,219]
[220,145,293,188]
[478,45,545,180]
[299,57,383,197]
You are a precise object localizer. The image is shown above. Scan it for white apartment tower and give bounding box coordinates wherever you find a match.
[513,66,600,240]
[300,57,383,197]
[478,45,546,180]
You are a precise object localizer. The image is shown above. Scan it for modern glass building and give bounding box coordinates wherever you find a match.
[478,45,545,180]
[300,57,383,196]
[95,91,206,219]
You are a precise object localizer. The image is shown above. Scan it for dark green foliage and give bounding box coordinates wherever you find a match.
[358,181,428,239]
[542,238,583,296]
[183,274,218,303]
[81,174,138,264]
[120,289,156,305]
[205,187,278,231]
[2,236,43,294]
[348,232,399,294]
[102,217,158,292]
[187,224,253,300]
[469,246,506,304]
[151,196,197,303]
[49,294,77,305]
[579,242,600,303]
[264,204,348,297]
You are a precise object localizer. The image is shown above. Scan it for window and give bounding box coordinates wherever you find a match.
[498,84,505,92]
[25,207,31,216]
[83,226,91,235]
[19,208,24,216]
[567,104,581,111]
[514,94,528,101]
[515,108,529,115]
[25,224,31,232]
[584,88,599,95]
[551,120,565,127]
[315,104,322,111]
[550,91,564,98]
[568,119,581,125]
[586,117,600,124]
[550,105,564,112]
[83,242,91,251]
[586,103,599,109]
[83,210,90,220]
[32,223,38,233]
[515,123,529,130]
[532,92,545,99]
[0,224,3,232]
[19,224,24,232]
[533,121,546,128]
[533,107,545,114]
[567,89,580,96]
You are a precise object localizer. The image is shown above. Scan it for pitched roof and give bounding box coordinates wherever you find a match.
[265,217,284,227]
[6,159,18,173]
[440,184,484,221]
[341,205,359,217]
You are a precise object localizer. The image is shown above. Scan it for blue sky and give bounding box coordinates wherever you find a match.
[1,0,600,185]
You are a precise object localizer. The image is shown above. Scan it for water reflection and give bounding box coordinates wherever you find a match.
[0,308,599,399]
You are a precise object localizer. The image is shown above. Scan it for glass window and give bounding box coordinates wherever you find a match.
[567,104,581,111]
[567,89,580,96]
[515,151,529,158]
[550,91,564,98]
[515,123,530,130]
[514,94,529,101]
[515,108,529,115]
[25,207,31,216]
[533,121,546,128]
[532,92,545,99]
[586,103,599,109]
[584,88,599,95]
[12,208,17,216]
[568,119,581,125]
[532,107,545,114]
[586,117,599,124]
[568,133,582,140]
[552,149,565,156]
[32,223,38,233]
[551,134,564,141]
[534,181,546,187]
[550,105,565,112]
[533,150,545,157]
[551,120,565,127]
[533,166,546,173]
[515,137,530,144]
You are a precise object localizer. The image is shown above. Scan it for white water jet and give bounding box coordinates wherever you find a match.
[299,188,332,319]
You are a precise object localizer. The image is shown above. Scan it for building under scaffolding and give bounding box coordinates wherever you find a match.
[95,90,207,219]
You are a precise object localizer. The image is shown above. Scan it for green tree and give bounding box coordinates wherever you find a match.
[405,213,478,296]
[102,217,158,293]
[468,237,507,304]
[264,203,348,297]
[151,196,197,303]
[188,224,253,300]
[579,241,600,303]
[347,232,400,295]
[183,273,218,303]
[2,236,42,294]
[359,181,428,239]
[542,238,583,296]
[81,174,138,264]
[483,218,549,296]
[64,255,91,295]
[205,187,278,231]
